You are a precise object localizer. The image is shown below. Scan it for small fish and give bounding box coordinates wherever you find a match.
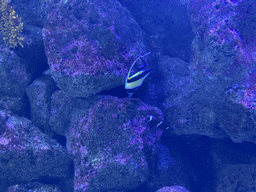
[125,52,152,97]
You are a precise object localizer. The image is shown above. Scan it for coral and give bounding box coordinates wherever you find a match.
[0,0,24,48]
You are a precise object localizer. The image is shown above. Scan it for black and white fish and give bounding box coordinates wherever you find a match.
[125,52,152,97]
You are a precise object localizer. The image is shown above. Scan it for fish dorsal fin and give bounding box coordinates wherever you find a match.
[126,51,151,81]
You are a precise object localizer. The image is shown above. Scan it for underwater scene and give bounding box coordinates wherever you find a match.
[0,0,256,191]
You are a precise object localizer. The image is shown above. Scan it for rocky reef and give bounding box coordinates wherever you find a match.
[1,0,256,192]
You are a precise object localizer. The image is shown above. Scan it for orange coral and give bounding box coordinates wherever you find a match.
[0,0,23,48]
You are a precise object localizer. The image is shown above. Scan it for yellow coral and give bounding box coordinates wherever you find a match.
[0,0,24,48]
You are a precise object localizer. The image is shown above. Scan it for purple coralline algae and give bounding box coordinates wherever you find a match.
[0,110,72,188]
[43,0,147,97]
[7,182,62,192]
[67,96,163,191]
[189,0,256,109]
[186,0,256,143]
[156,185,190,192]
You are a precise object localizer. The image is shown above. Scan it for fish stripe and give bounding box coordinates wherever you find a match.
[125,70,151,89]
[127,69,152,83]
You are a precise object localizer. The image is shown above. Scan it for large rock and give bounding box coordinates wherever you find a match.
[187,0,256,143]
[189,0,256,109]
[157,56,228,139]
[43,0,148,97]
[67,96,163,191]
[0,110,73,189]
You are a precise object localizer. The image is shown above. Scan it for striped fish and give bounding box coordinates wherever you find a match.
[125,52,152,97]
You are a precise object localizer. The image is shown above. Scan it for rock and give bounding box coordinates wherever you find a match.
[186,0,256,144]
[67,96,163,191]
[216,164,256,192]
[49,90,102,136]
[26,75,57,134]
[7,182,62,192]
[0,110,73,189]
[157,55,227,139]
[43,0,148,97]
[0,45,31,98]
[156,185,189,192]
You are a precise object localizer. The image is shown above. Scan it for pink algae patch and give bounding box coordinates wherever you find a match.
[0,137,11,145]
